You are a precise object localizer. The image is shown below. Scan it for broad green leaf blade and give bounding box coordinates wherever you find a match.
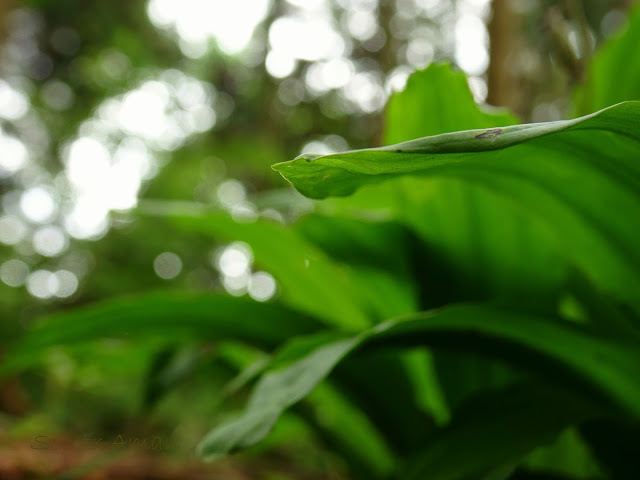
[270,328,443,458]
[369,306,640,416]
[273,102,639,199]
[402,383,599,480]
[197,303,640,461]
[401,179,567,310]
[331,349,436,455]
[0,291,322,377]
[273,101,640,310]
[574,6,640,117]
[563,268,640,340]
[313,63,519,217]
[197,337,358,461]
[315,66,564,316]
[294,214,418,318]
[298,382,397,479]
[432,349,521,413]
[384,62,518,144]
[383,65,566,308]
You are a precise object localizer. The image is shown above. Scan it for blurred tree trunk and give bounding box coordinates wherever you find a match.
[487,0,520,112]
[0,0,11,42]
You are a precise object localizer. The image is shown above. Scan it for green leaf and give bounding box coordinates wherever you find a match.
[384,62,518,144]
[143,345,200,408]
[401,383,598,480]
[298,382,397,478]
[312,66,564,312]
[197,303,640,462]
[294,214,418,318]
[522,427,603,479]
[364,65,566,308]
[197,336,358,461]
[579,418,640,478]
[574,6,640,117]
[330,349,436,455]
[141,203,423,323]
[273,101,640,310]
[140,203,374,328]
[0,291,322,377]
[274,102,639,199]
[312,63,519,219]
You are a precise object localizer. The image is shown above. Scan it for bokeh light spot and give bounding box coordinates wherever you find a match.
[26,269,59,299]
[153,252,183,279]
[148,0,271,56]
[217,179,246,208]
[0,259,30,287]
[33,225,68,257]
[0,134,29,177]
[54,270,79,298]
[248,271,276,301]
[0,215,27,245]
[20,186,57,223]
[0,80,29,120]
[216,242,253,278]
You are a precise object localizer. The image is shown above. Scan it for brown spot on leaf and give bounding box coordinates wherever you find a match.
[475,128,502,140]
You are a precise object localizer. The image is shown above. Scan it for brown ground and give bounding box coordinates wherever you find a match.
[0,434,345,480]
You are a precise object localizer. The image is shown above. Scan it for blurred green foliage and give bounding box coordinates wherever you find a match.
[1,2,640,479]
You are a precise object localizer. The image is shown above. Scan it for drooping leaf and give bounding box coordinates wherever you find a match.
[0,291,322,377]
[197,303,640,462]
[273,101,640,311]
[197,336,358,461]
